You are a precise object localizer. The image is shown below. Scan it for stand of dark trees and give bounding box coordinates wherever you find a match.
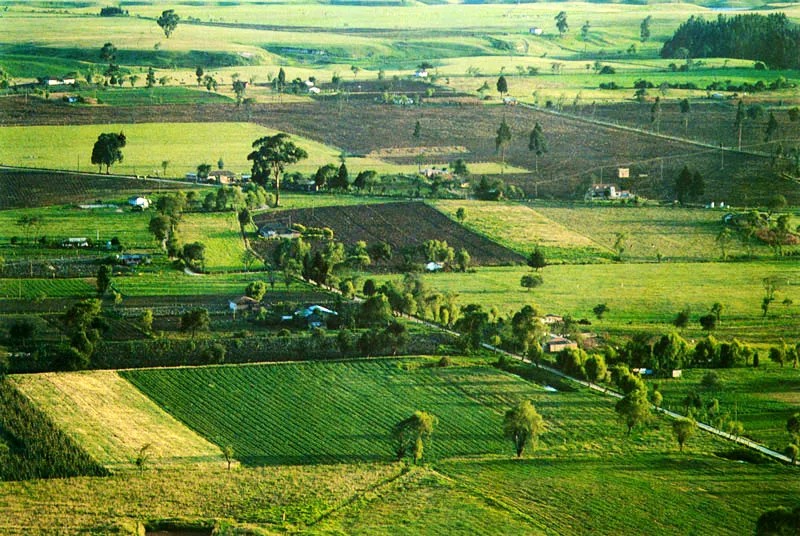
[661,14,800,69]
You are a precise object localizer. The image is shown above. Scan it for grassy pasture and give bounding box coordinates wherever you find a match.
[11,371,224,470]
[645,367,800,452]
[433,199,613,263]
[533,203,782,262]
[369,261,800,343]
[0,122,391,177]
[179,212,249,272]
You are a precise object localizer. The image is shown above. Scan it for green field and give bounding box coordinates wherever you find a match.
[645,367,800,452]
[535,204,786,262]
[0,278,95,299]
[370,262,800,343]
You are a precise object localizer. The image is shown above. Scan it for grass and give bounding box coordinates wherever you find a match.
[11,371,224,471]
[78,86,234,106]
[369,261,800,344]
[0,122,392,178]
[644,366,800,452]
[120,359,520,465]
[112,269,321,297]
[534,203,780,262]
[0,278,95,299]
[433,199,613,263]
[180,212,249,272]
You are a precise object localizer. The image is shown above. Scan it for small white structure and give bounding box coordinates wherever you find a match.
[44,77,75,86]
[229,295,261,312]
[543,314,563,325]
[62,237,89,248]
[529,27,543,35]
[186,172,198,181]
[304,80,315,88]
[672,369,683,378]
[414,70,428,78]
[127,196,150,210]
[308,86,321,95]
[425,262,443,272]
[503,97,518,105]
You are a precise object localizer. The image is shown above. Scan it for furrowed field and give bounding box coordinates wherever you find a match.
[4,358,794,534]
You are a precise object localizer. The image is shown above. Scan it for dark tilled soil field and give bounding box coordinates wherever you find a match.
[0,168,193,210]
[253,201,524,267]
[2,97,795,204]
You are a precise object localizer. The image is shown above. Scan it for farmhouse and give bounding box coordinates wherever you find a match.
[61,237,89,248]
[127,196,150,210]
[414,70,428,78]
[585,184,633,201]
[420,168,451,179]
[543,314,563,325]
[259,223,300,240]
[228,295,261,313]
[208,170,237,185]
[308,86,321,95]
[43,76,76,86]
[118,253,151,267]
[293,305,338,328]
[425,261,443,272]
[529,27,543,35]
[545,336,578,353]
[186,172,198,181]
[503,97,518,105]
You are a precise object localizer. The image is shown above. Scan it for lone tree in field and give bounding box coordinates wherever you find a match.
[495,118,512,169]
[615,387,650,435]
[96,265,112,296]
[157,9,180,38]
[91,132,126,174]
[527,246,546,271]
[496,75,508,97]
[640,15,652,43]
[223,445,234,471]
[245,280,267,301]
[679,98,691,133]
[734,100,745,150]
[391,411,437,464]
[765,112,779,142]
[787,413,800,443]
[555,11,569,37]
[503,400,545,457]
[716,227,734,260]
[248,133,308,207]
[413,119,421,141]
[672,418,696,452]
[233,80,247,106]
[593,303,609,320]
[613,232,628,261]
[180,308,210,337]
[195,67,204,87]
[528,122,548,172]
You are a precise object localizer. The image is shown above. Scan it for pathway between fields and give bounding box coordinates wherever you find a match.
[0,165,215,188]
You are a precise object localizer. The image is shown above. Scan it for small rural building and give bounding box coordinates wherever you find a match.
[62,237,89,248]
[228,296,262,313]
[258,223,300,240]
[425,262,443,272]
[545,336,577,353]
[294,305,338,328]
[208,170,237,185]
[241,173,251,182]
[672,369,683,378]
[543,314,563,325]
[414,70,428,78]
[503,97,518,105]
[186,172,198,181]
[43,76,75,86]
[529,27,543,35]
[127,196,150,210]
[287,179,318,192]
[308,86,321,95]
[304,80,315,88]
[118,254,151,267]
[420,168,451,179]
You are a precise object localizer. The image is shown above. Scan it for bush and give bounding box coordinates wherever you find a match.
[277,328,291,337]
[201,343,226,364]
[437,356,453,368]
[673,307,691,328]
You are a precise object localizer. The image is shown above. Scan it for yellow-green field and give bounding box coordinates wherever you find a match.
[11,371,223,470]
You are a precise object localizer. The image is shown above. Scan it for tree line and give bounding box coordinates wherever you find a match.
[661,13,800,69]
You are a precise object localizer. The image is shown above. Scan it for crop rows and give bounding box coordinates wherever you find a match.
[121,360,533,464]
[0,278,94,299]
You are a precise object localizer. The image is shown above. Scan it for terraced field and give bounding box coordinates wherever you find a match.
[253,201,524,267]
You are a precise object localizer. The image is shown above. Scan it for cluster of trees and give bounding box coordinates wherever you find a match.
[674,166,705,204]
[310,163,378,192]
[661,14,800,69]
[360,274,460,328]
[51,299,108,371]
[147,192,206,269]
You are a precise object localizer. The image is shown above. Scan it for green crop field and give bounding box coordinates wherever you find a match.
[77,86,234,106]
[0,278,95,299]
[113,270,320,297]
[369,261,800,343]
[645,367,800,453]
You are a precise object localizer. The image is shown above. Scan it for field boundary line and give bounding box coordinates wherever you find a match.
[516,103,772,158]
[0,165,215,188]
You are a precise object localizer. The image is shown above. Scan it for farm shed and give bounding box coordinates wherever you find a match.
[543,314,563,325]
[259,223,300,240]
[127,196,150,209]
[61,237,89,248]
[425,262,443,272]
[294,305,338,328]
[414,70,428,78]
[229,296,262,312]
[118,254,151,267]
[545,336,577,353]
[529,27,543,35]
[308,86,321,95]
[208,170,238,185]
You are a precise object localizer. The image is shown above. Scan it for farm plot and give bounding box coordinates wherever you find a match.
[179,212,249,272]
[121,360,539,465]
[0,168,195,210]
[645,367,800,453]
[535,204,778,262]
[11,371,224,471]
[253,201,524,267]
[433,200,613,263]
[0,278,94,299]
[369,262,800,344]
